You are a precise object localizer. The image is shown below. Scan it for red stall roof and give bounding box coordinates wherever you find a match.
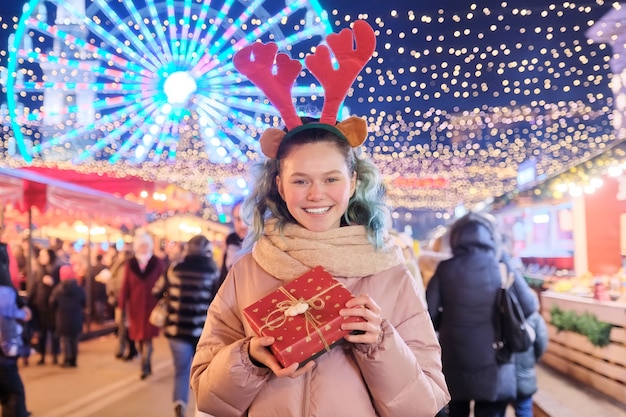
[0,168,145,228]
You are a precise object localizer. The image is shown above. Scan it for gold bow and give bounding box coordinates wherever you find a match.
[258,282,343,352]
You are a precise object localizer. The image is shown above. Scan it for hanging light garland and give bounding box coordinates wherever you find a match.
[0,1,622,212]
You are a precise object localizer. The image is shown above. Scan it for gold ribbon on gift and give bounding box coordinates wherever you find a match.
[258,282,344,352]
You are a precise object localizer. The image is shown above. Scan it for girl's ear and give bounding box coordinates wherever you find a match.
[276,175,285,200]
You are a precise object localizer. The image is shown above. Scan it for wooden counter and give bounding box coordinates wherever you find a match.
[540,291,626,404]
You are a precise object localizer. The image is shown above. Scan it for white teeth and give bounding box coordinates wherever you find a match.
[305,207,330,214]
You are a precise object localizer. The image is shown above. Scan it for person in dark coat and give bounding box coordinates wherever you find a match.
[153,235,220,417]
[512,310,548,417]
[119,232,166,380]
[27,248,63,365]
[105,249,137,360]
[426,212,538,417]
[49,265,86,368]
[0,235,32,417]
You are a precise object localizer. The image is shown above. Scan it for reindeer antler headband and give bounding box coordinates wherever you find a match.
[233,20,376,159]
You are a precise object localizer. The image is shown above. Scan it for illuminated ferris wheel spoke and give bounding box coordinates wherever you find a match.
[31,6,156,75]
[16,50,129,80]
[110,124,155,164]
[182,0,211,64]
[165,0,180,60]
[164,119,181,163]
[76,101,161,162]
[92,0,164,70]
[209,0,265,56]
[200,97,259,149]
[118,0,174,64]
[221,118,261,151]
[187,0,237,68]
[195,2,306,76]
[208,93,279,117]
[19,80,147,95]
[25,17,152,75]
[196,101,243,160]
[152,120,174,163]
[32,98,150,152]
[142,2,173,62]
[178,0,193,62]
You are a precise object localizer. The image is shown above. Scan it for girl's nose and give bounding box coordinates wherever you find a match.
[307,182,324,200]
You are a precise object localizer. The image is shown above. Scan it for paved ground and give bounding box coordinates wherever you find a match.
[20,334,203,417]
[17,334,626,417]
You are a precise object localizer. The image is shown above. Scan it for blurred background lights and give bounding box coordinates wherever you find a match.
[0,0,625,221]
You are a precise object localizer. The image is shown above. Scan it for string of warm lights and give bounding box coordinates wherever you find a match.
[0,1,622,215]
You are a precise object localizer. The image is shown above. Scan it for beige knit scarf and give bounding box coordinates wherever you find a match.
[252,219,404,282]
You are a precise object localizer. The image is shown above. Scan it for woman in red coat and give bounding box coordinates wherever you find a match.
[119,232,166,380]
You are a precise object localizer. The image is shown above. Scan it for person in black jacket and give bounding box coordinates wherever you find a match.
[28,248,63,365]
[49,265,86,368]
[426,212,538,417]
[153,235,220,417]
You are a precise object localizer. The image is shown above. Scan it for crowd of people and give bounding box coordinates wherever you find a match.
[0,226,232,417]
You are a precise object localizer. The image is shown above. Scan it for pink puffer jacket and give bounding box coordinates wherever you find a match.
[191,253,450,417]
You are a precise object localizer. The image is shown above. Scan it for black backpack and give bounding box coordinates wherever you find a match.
[493,263,535,363]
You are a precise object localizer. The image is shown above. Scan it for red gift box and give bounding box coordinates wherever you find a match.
[243,266,364,368]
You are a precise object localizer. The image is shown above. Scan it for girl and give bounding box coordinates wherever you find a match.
[191,20,449,416]
[190,119,449,416]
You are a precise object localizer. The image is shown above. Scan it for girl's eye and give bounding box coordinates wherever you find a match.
[326,177,339,183]
[292,179,308,185]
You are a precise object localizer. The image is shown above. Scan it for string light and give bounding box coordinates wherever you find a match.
[0,1,622,213]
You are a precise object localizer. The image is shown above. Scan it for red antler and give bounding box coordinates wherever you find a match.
[305,20,376,125]
[233,42,303,130]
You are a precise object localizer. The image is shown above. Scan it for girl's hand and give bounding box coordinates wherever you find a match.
[42,275,54,286]
[340,294,383,345]
[248,336,315,378]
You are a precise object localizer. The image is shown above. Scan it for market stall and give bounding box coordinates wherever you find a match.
[20,166,202,213]
[0,168,146,228]
[541,291,626,404]
[0,168,146,333]
[33,221,130,244]
[492,141,626,406]
[145,213,230,242]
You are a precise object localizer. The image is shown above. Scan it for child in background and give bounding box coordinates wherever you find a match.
[512,310,549,417]
[49,265,86,368]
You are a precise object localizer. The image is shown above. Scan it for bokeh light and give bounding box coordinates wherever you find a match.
[0,0,623,216]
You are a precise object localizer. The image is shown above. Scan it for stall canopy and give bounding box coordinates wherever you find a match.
[20,167,201,213]
[0,168,145,228]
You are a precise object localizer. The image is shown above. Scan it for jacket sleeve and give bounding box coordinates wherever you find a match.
[532,311,549,360]
[510,268,539,317]
[118,264,129,312]
[425,265,443,331]
[190,272,271,417]
[352,267,450,417]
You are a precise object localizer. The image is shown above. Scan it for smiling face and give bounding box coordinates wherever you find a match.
[276,141,356,233]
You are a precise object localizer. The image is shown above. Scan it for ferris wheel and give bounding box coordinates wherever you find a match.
[5,0,332,165]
